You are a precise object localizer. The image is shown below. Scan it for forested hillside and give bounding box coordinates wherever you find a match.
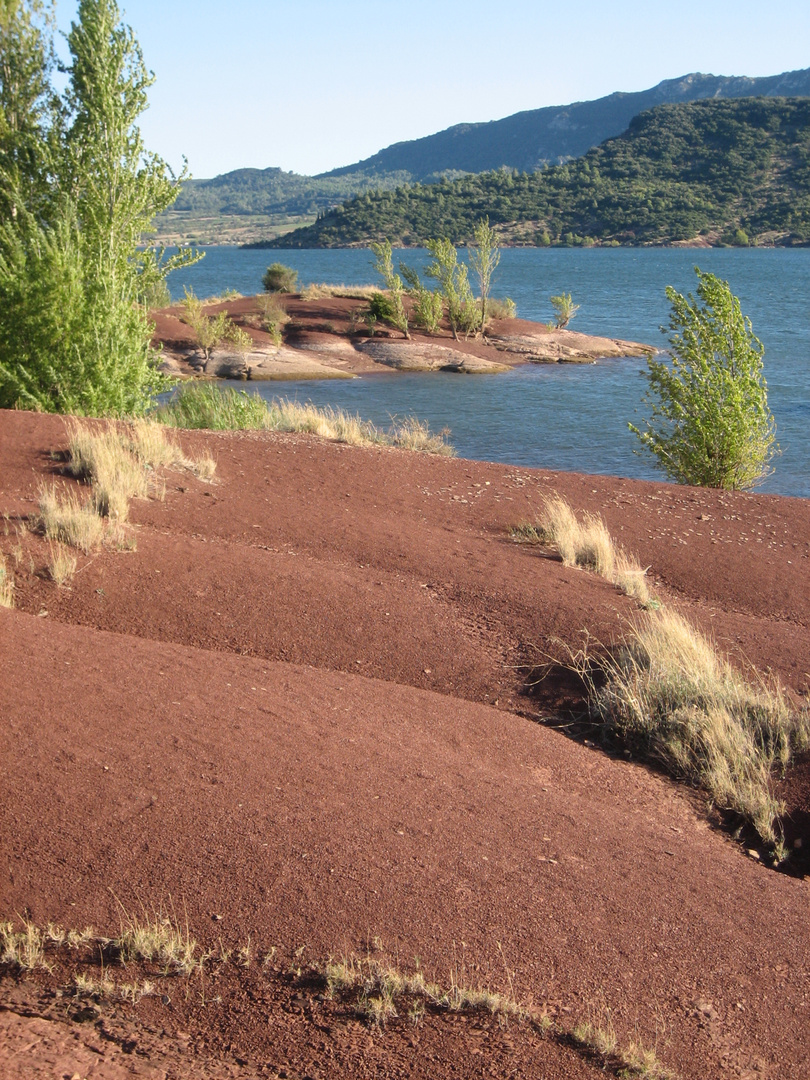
[265,98,810,249]
[149,69,810,244]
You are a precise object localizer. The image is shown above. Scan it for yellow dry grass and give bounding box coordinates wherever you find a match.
[47,542,78,585]
[583,607,810,848]
[300,283,378,301]
[0,553,13,608]
[513,495,652,605]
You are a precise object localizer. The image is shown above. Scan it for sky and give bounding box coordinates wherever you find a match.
[54,0,810,180]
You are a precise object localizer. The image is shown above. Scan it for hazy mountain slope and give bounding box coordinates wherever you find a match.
[319,68,810,182]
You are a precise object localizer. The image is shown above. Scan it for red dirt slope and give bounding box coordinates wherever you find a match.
[1,409,809,1080]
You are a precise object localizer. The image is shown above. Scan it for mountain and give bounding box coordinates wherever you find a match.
[265,98,810,248]
[319,68,810,183]
[149,68,810,245]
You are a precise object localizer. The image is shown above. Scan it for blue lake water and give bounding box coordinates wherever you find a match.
[166,247,810,497]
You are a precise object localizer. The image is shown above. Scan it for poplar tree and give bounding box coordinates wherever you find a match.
[0,0,196,416]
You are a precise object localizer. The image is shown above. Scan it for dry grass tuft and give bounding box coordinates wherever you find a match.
[157,383,454,456]
[514,495,652,606]
[40,421,215,558]
[300,283,378,301]
[580,607,810,848]
[39,484,107,553]
[0,553,13,608]
[114,907,201,975]
[0,920,51,971]
[319,953,525,1029]
[67,421,151,520]
[47,542,78,585]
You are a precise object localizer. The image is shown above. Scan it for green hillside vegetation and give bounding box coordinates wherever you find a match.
[266,98,810,249]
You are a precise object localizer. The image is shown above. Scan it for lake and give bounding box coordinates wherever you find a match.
[166,247,810,498]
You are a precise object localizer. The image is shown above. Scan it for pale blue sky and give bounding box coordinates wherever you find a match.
[55,0,810,179]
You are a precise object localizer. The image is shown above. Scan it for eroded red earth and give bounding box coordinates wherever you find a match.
[1,410,809,1079]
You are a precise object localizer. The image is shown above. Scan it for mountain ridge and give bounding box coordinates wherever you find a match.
[149,67,810,245]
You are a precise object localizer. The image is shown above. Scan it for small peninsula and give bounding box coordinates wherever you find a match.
[152,290,653,382]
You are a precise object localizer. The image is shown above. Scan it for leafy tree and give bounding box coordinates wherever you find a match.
[399,263,442,334]
[0,0,196,415]
[468,217,500,330]
[370,239,409,338]
[424,237,478,340]
[630,268,777,489]
[0,0,56,220]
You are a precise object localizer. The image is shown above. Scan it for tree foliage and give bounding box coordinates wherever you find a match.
[630,269,777,490]
[370,239,409,338]
[468,217,500,330]
[0,0,195,416]
[424,237,478,340]
[550,292,580,329]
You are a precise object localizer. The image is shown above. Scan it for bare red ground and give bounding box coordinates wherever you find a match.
[1,409,809,1079]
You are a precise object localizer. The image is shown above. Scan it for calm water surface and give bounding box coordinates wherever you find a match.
[167,248,810,497]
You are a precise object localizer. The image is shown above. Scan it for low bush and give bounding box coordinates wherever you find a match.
[487,297,517,321]
[259,294,290,346]
[262,263,298,293]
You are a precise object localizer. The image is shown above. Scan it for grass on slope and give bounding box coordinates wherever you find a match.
[581,608,810,852]
[514,495,807,852]
[154,383,454,456]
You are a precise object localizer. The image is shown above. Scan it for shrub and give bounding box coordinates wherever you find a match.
[400,264,443,334]
[630,268,777,489]
[181,288,250,358]
[550,292,580,329]
[487,297,517,320]
[223,321,253,354]
[259,293,289,346]
[262,262,298,293]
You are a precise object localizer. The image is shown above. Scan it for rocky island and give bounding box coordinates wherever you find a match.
[152,289,653,383]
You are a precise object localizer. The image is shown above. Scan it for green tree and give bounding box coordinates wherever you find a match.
[630,268,777,489]
[0,0,196,416]
[370,239,409,339]
[424,237,478,340]
[468,217,500,331]
[0,0,56,220]
[550,292,580,329]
